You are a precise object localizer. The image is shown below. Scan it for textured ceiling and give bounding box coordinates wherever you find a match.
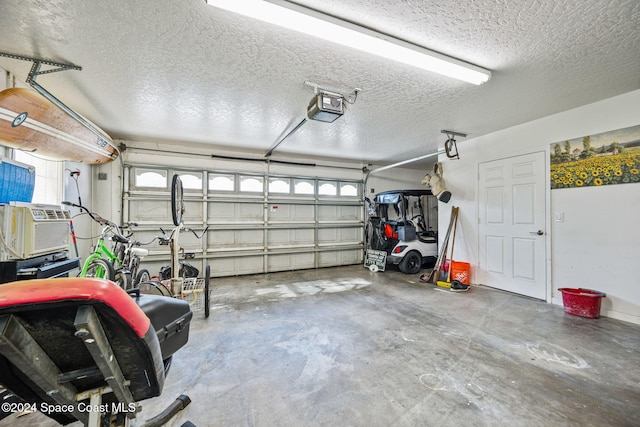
[0,0,639,167]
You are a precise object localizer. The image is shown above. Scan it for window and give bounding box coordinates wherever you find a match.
[134,169,167,188]
[178,172,202,190]
[318,181,337,196]
[340,183,358,196]
[129,167,362,199]
[294,179,314,195]
[13,151,61,204]
[239,175,263,192]
[209,174,235,191]
[269,177,290,194]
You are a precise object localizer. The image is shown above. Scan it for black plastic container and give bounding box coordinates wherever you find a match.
[137,294,193,360]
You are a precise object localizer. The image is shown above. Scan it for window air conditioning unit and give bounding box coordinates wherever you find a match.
[0,203,71,261]
[307,92,344,123]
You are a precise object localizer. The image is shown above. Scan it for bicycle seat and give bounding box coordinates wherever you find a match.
[131,247,149,258]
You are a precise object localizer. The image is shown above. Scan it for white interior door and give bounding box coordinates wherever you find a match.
[478,152,547,299]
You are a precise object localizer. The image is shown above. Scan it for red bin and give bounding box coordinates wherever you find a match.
[558,288,606,319]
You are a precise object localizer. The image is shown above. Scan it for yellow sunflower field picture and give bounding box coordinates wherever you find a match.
[550,124,640,189]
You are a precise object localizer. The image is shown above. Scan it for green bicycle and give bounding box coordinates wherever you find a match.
[63,201,130,288]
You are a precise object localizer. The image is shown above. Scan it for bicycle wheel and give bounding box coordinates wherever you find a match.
[138,280,172,297]
[134,268,151,286]
[171,174,184,226]
[204,264,210,318]
[113,243,126,265]
[115,268,132,290]
[84,258,116,281]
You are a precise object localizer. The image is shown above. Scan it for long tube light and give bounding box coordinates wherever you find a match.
[207,0,491,85]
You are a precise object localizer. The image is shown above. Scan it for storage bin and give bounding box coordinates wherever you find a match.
[450,261,471,284]
[397,225,416,241]
[137,294,193,360]
[558,288,606,319]
[0,158,35,204]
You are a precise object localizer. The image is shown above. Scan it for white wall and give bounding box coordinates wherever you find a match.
[439,89,640,324]
[366,166,430,196]
[62,161,94,263]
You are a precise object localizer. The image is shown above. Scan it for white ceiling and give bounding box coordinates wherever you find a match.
[1,0,639,167]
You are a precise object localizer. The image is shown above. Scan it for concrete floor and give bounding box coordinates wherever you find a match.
[2,265,639,426]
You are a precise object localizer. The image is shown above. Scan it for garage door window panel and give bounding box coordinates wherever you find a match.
[240,176,264,193]
[318,181,337,196]
[340,183,359,197]
[133,169,167,189]
[209,174,235,192]
[175,172,203,193]
[294,179,315,195]
[269,177,291,194]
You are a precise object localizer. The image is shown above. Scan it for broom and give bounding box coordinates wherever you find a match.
[423,206,457,283]
[437,207,458,288]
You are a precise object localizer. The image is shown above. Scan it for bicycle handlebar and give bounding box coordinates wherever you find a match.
[185,226,209,239]
[63,200,210,246]
[134,236,160,246]
[62,201,130,243]
[157,225,209,245]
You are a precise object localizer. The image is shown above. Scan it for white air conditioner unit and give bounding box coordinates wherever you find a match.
[307,92,344,123]
[0,203,71,260]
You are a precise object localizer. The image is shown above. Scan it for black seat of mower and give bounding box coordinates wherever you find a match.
[0,277,191,426]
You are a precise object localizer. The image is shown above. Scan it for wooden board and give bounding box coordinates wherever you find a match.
[0,88,117,164]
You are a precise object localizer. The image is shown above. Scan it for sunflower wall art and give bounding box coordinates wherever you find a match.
[550,124,640,189]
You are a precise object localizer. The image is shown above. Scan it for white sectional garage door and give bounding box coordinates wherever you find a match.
[122,165,364,277]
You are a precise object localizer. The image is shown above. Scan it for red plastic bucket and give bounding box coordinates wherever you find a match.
[558,288,606,319]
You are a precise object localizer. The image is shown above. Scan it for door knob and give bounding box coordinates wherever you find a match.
[529,230,544,235]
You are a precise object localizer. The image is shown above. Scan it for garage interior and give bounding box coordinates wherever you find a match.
[0,0,639,426]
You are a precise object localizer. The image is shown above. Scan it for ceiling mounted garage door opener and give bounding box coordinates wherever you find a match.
[264,80,359,157]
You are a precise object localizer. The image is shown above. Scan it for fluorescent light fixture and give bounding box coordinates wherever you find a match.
[207,0,491,85]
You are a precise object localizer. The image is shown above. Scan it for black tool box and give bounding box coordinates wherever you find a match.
[136,294,193,361]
